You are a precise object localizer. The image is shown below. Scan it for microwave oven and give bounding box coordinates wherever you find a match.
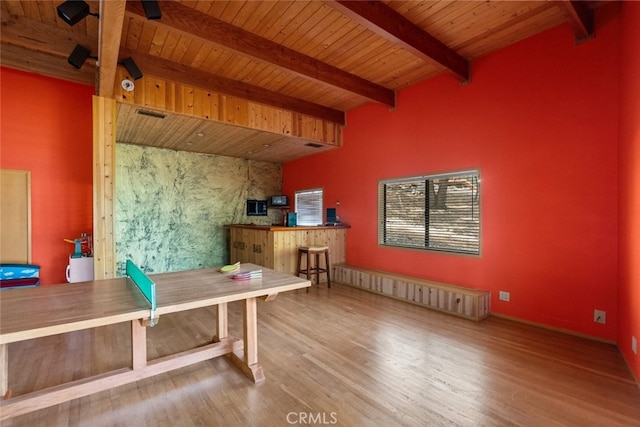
[246,199,268,216]
[270,195,288,206]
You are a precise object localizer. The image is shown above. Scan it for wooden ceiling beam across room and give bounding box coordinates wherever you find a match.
[0,13,96,85]
[119,49,346,125]
[326,0,470,83]
[125,0,395,108]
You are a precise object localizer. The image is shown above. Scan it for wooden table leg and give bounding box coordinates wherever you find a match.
[131,320,147,370]
[214,302,228,342]
[243,297,258,366]
[224,297,265,383]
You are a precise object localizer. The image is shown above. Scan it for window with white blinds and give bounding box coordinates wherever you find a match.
[295,188,323,226]
[378,170,480,255]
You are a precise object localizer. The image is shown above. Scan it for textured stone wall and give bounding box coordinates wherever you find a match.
[115,144,282,275]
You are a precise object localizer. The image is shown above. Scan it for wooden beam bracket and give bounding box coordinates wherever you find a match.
[559,0,595,44]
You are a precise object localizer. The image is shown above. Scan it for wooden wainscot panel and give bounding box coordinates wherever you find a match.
[174,84,193,116]
[381,277,394,296]
[371,274,381,293]
[333,264,490,322]
[427,287,438,308]
[394,279,407,300]
[144,76,167,110]
[264,232,275,272]
[463,294,477,318]
[358,271,370,290]
[437,289,448,312]
[249,103,293,136]
[406,282,415,302]
[220,95,249,126]
[414,285,425,304]
[193,89,214,120]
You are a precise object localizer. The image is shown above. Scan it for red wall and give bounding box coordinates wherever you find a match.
[618,2,640,380]
[1,67,94,285]
[284,5,621,341]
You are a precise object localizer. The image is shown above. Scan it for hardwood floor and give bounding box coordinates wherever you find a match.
[3,282,639,426]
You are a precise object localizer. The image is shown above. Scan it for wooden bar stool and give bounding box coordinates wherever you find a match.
[297,246,331,291]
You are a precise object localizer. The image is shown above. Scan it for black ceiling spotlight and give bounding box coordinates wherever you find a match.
[121,57,143,80]
[67,44,95,69]
[57,1,99,26]
[142,0,162,20]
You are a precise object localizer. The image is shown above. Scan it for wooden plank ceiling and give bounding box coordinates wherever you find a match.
[1,0,596,163]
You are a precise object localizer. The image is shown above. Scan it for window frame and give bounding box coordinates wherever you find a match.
[378,169,481,256]
[294,187,324,226]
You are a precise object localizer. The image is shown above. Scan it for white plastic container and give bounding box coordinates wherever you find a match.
[66,256,94,283]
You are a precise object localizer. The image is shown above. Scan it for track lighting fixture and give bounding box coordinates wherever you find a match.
[57,1,99,26]
[142,0,162,20]
[121,57,143,80]
[66,45,143,82]
[67,44,95,69]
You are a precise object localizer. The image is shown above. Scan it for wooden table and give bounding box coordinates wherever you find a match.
[0,264,310,420]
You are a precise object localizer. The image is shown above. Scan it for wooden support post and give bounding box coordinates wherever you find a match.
[92,96,117,280]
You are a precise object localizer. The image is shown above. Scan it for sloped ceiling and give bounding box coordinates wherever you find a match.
[1,0,596,162]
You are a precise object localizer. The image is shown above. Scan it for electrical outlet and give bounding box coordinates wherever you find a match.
[499,291,510,302]
[594,309,606,324]
[633,336,638,355]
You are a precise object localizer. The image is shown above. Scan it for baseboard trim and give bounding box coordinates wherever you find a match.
[489,313,616,345]
[619,349,640,390]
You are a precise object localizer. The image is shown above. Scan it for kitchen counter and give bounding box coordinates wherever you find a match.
[226,224,350,231]
[225,224,349,279]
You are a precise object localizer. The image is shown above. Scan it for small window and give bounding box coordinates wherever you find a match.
[295,188,323,226]
[378,170,480,255]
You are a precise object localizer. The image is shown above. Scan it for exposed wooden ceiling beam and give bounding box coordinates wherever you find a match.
[558,0,594,43]
[119,48,346,125]
[0,13,96,85]
[124,0,395,108]
[326,0,469,83]
[0,42,96,86]
[97,0,126,97]
[0,12,96,60]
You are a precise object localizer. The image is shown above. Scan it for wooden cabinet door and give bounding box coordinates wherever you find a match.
[229,228,247,263]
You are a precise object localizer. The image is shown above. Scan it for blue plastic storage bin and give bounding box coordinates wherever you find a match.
[0,264,41,289]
